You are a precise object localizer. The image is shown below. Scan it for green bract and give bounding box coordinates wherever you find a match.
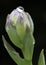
[2,6,45,65]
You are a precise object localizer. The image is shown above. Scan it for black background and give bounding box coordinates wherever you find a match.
[0,1,46,65]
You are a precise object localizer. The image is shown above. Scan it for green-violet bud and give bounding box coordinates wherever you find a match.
[5,6,35,60]
[6,6,34,37]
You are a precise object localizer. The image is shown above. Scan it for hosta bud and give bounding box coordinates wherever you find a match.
[6,6,34,39]
[5,6,35,60]
[38,49,45,65]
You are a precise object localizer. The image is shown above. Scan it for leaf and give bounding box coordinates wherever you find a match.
[2,35,24,65]
[38,49,45,65]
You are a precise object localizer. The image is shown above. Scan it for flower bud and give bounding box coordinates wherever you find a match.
[5,6,35,60]
[38,49,45,65]
[6,6,34,39]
